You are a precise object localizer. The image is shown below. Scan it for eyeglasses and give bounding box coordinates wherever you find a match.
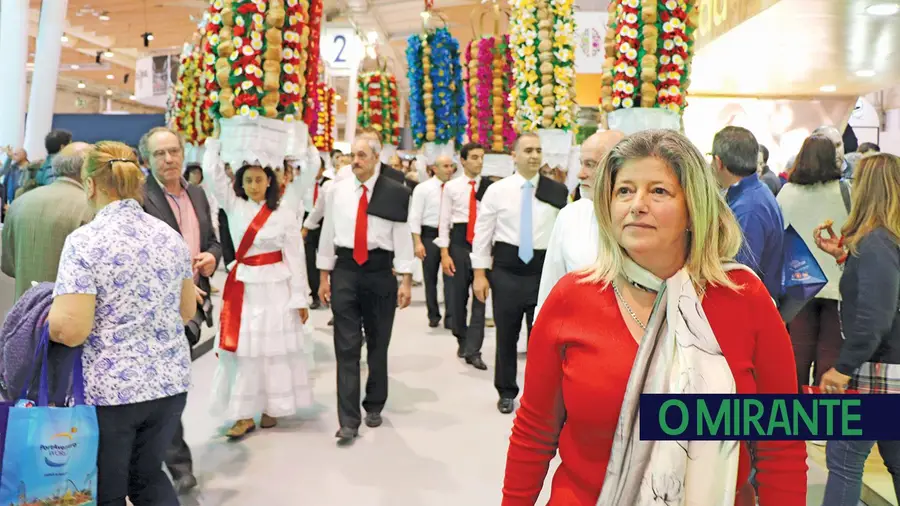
[151,147,183,160]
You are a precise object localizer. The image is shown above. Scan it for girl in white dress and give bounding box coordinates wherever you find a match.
[203,137,313,439]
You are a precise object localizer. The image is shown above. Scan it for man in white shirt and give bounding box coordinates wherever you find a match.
[301,157,329,309]
[471,133,568,414]
[535,130,624,317]
[410,155,456,329]
[437,143,488,369]
[317,136,414,445]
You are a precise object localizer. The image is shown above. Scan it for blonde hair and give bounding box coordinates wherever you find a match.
[584,130,743,289]
[84,141,146,204]
[842,153,900,253]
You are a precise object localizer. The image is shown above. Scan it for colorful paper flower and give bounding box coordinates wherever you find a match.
[406,27,465,148]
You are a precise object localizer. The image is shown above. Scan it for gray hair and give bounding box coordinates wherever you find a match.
[52,143,91,179]
[138,126,184,162]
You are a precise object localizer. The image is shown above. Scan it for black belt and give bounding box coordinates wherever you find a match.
[335,247,394,272]
[421,225,438,237]
[492,242,546,276]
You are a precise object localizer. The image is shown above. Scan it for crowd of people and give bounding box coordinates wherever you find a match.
[0,121,898,506]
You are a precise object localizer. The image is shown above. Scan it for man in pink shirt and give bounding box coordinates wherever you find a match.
[139,126,221,494]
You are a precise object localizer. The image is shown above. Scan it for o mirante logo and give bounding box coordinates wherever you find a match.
[639,394,898,441]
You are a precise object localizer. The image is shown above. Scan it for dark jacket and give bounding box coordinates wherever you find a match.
[142,176,222,295]
[835,228,900,375]
[143,176,221,347]
[379,163,406,184]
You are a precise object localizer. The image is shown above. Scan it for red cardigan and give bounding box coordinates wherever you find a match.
[502,270,807,505]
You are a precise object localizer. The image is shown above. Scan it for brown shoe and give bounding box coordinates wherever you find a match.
[486,318,495,328]
[211,286,220,294]
[226,418,256,439]
[260,413,277,429]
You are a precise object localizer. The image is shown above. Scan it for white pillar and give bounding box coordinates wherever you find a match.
[24,0,68,160]
[345,62,360,145]
[0,0,31,150]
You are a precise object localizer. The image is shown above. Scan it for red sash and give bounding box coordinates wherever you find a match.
[219,205,282,353]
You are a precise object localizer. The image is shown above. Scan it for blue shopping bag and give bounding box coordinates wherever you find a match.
[0,326,98,505]
[778,225,828,322]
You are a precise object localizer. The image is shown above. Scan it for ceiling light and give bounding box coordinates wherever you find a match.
[77,81,86,89]
[856,69,876,77]
[103,49,114,58]
[70,64,80,70]
[334,94,342,100]
[867,3,900,15]
[105,89,113,96]
[98,11,110,21]
[60,35,69,43]
[366,31,379,43]
[820,85,837,93]
[106,74,114,80]
[129,95,136,101]
[142,32,154,47]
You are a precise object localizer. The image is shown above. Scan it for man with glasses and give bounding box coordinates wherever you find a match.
[535,130,624,317]
[139,126,221,493]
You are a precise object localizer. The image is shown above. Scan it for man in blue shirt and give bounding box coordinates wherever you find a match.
[712,126,784,299]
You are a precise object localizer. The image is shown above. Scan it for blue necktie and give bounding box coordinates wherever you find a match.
[519,180,534,263]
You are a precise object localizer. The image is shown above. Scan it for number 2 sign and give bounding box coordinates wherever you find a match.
[321,28,362,71]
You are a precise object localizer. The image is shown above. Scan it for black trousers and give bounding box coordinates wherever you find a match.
[448,242,486,356]
[492,267,540,399]
[331,250,398,429]
[305,225,322,302]
[97,393,187,506]
[164,420,192,480]
[421,227,452,324]
[218,208,236,266]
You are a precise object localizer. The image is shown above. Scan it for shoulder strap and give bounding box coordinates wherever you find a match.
[839,180,851,214]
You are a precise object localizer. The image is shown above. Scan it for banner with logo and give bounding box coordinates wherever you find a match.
[573,12,608,74]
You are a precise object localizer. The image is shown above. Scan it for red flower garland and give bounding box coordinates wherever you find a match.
[656,3,691,112]
[611,2,640,109]
[303,0,324,127]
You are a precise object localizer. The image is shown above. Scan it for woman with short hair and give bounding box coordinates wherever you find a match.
[48,141,197,504]
[502,130,806,505]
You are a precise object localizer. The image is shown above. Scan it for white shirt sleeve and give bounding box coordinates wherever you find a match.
[408,183,426,236]
[283,215,310,308]
[470,184,498,270]
[435,182,454,249]
[392,220,414,274]
[535,212,568,318]
[316,183,337,271]
[303,180,330,230]
[201,138,237,213]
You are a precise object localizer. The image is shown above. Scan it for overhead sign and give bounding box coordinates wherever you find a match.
[321,27,363,74]
[695,0,781,50]
[574,12,608,74]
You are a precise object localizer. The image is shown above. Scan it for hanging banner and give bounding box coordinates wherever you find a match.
[134,54,180,108]
[573,12,608,74]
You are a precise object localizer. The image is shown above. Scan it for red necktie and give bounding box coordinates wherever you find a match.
[467,180,477,244]
[313,184,319,206]
[353,186,369,265]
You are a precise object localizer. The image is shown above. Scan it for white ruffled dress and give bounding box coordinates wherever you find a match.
[203,139,314,420]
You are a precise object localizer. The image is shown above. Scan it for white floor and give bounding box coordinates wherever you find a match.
[176,280,840,506]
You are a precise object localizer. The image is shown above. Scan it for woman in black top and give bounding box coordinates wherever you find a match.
[814,153,900,505]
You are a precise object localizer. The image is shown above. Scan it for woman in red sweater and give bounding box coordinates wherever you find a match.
[502,130,807,505]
